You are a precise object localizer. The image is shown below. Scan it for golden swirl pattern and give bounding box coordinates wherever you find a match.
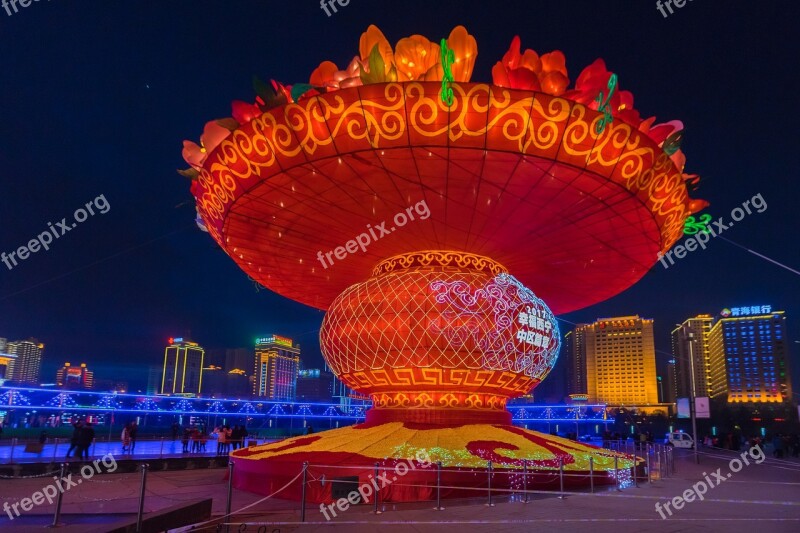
[370,391,509,411]
[372,251,507,277]
[194,82,692,255]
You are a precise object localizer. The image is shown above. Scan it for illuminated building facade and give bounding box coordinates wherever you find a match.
[7,338,44,385]
[253,335,300,400]
[55,362,94,390]
[0,337,16,382]
[708,306,792,404]
[575,316,659,406]
[160,338,205,396]
[672,315,713,398]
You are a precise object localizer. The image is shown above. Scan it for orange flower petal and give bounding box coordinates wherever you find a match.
[395,35,440,81]
[310,61,339,86]
[446,26,478,82]
[359,25,393,74]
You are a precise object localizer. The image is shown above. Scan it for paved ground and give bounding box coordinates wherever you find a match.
[1,446,798,532]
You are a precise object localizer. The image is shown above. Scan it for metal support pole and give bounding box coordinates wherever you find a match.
[523,460,529,503]
[300,462,308,522]
[435,461,443,510]
[373,463,381,514]
[224,461,234,532]
[633,458,638,488]
[136,464,148,533]
[9,437,16,463]
[486,461,494,506]
[558,456,565,498]
[52,438,59,462]
[614,455,620,491]
[49,463,67,528]
[159,437,164,459]
[646,445,652,484]
[671,447,676,474]
[589,457,594,494]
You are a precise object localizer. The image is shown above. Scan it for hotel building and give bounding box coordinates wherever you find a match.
[571,316,659,407]
[253,335,300,400]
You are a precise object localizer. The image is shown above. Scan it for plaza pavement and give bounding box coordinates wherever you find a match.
[1,447,798,532]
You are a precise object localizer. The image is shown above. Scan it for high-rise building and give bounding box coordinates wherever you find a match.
[160,337,205,396]
[55,362,94,389]
[7,338,44,385]
[565,329,588,396]
[672,315,713,399]
[296,369,334,401]
[664,358,678,405]
[0,338,16,381]
[572,316,659,406]
[708,306,792,404]
[253,335,300,400]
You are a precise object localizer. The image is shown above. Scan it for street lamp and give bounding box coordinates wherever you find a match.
[678,323,700,465]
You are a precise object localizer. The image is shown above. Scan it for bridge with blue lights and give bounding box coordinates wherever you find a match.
[0,386,609,431]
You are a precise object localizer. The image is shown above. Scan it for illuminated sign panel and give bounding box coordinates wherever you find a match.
[255,335,294,347]
[720,305,772,318]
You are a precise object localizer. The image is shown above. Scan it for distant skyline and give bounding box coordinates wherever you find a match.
[1,1,798,393]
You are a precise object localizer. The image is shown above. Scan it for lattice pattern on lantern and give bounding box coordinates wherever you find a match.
[320,253,560,396]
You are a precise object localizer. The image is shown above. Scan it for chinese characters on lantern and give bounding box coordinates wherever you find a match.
[516,305,553,348]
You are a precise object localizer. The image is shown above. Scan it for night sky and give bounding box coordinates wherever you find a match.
[1,1,798,391]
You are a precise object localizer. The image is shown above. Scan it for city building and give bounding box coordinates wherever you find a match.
[55,362,94,389]
[708,305,792,404]
[565,329,587,397]
[671,315,713,399]
[160,337,205,396]
[571,316,660,408]
[7,338,44,385]
[296,368,334,402]
[664,358,678,405]
[0,337,17,382]
[253,335,300,400]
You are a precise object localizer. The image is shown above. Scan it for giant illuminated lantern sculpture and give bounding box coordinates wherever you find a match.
[180,25,706,501]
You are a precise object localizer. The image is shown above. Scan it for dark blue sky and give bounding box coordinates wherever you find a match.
[1,1,798,390]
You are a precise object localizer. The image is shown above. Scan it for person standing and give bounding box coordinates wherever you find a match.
[121,423,132,453]
[129,422,138,453]
[66,420,83,458]
[78,422,95,460]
